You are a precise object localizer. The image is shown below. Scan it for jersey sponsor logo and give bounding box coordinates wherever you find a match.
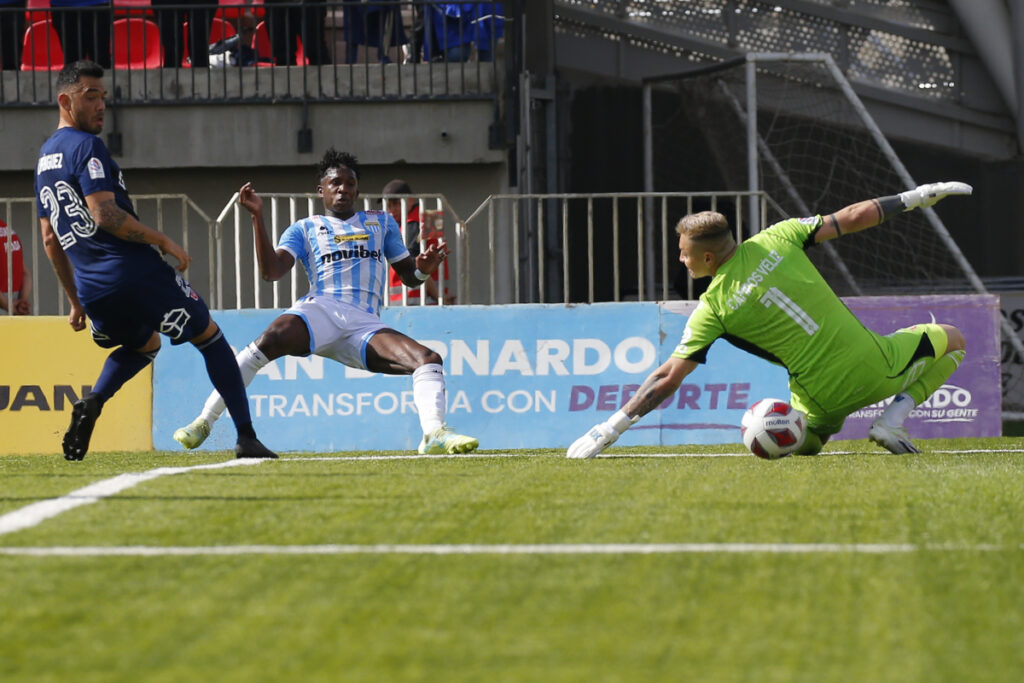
[87,157,105,180]
[726,249,784,310]
[36,153,64,174]
[319,245,383,266]
[334,233,369,243]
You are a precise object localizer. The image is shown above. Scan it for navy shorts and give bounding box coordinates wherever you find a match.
[85,263,212,350]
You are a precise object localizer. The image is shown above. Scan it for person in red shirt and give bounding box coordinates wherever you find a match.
[0,219,32,315]
[383,179,454,305]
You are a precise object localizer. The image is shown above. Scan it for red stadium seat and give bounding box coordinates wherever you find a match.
[25,0,49,23]
[21,17,64,71]
[182,17,236,67]
[254,20,307,66]
[216,0,265,21]
[113,0,153,18]
[112,17,164,69]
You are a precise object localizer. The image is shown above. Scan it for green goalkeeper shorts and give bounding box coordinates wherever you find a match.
[789,323,950,437]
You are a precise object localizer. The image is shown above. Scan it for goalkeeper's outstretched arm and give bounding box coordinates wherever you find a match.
[814,181,972,244]
[566,357,698,459]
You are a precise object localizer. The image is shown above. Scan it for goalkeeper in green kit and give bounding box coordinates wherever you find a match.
[567,182,972,459]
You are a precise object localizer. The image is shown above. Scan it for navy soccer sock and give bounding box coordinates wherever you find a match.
[92,347,157,405]
[196,330,257,439]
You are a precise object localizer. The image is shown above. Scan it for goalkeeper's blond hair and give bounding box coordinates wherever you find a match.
[676,211,735,258]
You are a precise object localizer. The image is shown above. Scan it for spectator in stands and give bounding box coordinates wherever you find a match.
[382,179,452,305]
[342,0,406,64]
[0,220,32,315]
[209,10,264,66]
[0,0,26,71]
[36,60,276,461]
[265,0,327,65]
[567,182,974,460]
[153,0,214,68]
[172,150,478,456]
[426,2,503,62]
[52,0,111,68]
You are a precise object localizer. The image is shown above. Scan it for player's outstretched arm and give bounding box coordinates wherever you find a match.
[815,181,972,243]
[237,183,294,281]
[567,357,697,459]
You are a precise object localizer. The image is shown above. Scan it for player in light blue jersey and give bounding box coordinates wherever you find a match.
[36,61,276,461]
[174,148,479,455]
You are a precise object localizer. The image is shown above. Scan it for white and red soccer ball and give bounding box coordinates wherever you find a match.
[741,398,807,459]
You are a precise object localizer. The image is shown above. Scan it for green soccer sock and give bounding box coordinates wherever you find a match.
[904,350,966,405]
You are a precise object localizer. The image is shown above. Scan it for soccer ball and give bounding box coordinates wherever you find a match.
[741,398,807,459]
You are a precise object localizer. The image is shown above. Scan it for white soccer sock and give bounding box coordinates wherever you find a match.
[880,391,916,428]
[199,342,270,425]
[412,363,446,435]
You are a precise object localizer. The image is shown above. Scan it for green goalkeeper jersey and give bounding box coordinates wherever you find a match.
[672,215,884,409]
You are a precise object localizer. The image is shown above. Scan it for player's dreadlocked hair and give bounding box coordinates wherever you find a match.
[318,148,360,183]
[57,60,104,93]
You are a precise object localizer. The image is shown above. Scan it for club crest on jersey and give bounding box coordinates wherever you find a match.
[87,157,105,180]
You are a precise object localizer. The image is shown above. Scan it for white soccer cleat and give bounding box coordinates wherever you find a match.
[566,422,618,459]
[173,417,211,450]
[418,425,479,455]
[868,419,921,454]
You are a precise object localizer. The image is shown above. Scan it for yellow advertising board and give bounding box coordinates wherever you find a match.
[0,316,152,455]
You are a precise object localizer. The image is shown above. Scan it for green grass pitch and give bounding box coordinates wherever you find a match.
[1,438,1023,682]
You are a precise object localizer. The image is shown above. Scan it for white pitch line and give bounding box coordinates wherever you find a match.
[0,459,264,537]
[0,542,1019,557]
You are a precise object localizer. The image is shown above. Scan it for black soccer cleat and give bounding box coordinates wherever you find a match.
[235,435,278,459]
[62,394,102,461]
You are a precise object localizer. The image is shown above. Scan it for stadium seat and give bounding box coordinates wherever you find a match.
[25,0,49,23]
[113,0,153,18]
[216,0,265,21]
[21,17,64,71]
[254,20,307,66]
[112,17,163,69]
[182,17,236,67]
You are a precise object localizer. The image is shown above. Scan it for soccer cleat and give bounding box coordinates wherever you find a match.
[173,417,212,450]
[868,419,922,455]
[62,394,102,461]
[418,425,479,455]
[235,435,278,459]
[566,422,618,460]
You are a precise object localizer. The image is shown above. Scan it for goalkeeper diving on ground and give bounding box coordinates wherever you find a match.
[567,181,973,459]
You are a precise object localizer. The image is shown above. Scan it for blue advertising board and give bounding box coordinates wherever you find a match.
[152,297,999,453]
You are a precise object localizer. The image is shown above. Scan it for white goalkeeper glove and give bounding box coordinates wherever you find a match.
[898,181,972,211]
[567,422,618,459]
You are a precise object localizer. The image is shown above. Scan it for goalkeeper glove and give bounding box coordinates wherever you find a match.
[566,410,638,459]
[898,181,972,211]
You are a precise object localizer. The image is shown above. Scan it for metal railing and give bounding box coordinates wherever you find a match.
[0,1,505,105]
[458,191,776,305]
[1,195,216,316]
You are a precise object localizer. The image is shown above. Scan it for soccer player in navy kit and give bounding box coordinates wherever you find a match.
[36,60,277,461]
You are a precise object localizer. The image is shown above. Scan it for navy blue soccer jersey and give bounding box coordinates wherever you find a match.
[35,127,165,303]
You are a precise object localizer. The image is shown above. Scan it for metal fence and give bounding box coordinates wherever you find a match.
[458,191,775,305]
[0,1,505,105]
[1,194,215,317]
